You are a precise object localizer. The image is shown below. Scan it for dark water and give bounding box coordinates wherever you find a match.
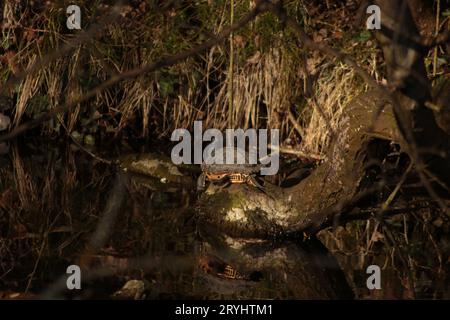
[0,139,448,299]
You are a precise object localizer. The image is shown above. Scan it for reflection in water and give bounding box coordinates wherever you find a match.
[0,140,448,299]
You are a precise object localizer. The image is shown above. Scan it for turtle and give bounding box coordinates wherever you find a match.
[197,146,264,191]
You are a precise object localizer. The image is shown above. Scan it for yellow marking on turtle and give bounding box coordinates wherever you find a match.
[221,265,238,279]
[205,172,257,186]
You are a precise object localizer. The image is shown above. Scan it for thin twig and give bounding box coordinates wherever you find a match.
[287,109,306,139]
[268,143,325,161]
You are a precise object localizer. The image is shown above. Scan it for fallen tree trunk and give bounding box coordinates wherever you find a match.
[196,0,450,237]
[196,91,405,237]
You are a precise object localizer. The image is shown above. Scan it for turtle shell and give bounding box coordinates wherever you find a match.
[201,146,261,174]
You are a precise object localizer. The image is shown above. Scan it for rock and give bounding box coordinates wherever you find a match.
[0,113,10,155]
[119,153,194,186]
[84,134,95,146]
[111,279,150,300]
[0,143,9,155]
[0,113,10,131]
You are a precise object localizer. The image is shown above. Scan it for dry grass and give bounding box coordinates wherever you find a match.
[2,0,355,152]
[301,64,365,155]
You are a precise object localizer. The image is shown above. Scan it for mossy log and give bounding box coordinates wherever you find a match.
[196,91,404,237]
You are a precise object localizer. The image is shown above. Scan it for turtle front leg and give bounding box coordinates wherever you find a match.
[215,176,232,190]
[247,175,276,200]
[247,175,264,190]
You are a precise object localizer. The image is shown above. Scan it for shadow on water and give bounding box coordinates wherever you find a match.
[0,139,447,299]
